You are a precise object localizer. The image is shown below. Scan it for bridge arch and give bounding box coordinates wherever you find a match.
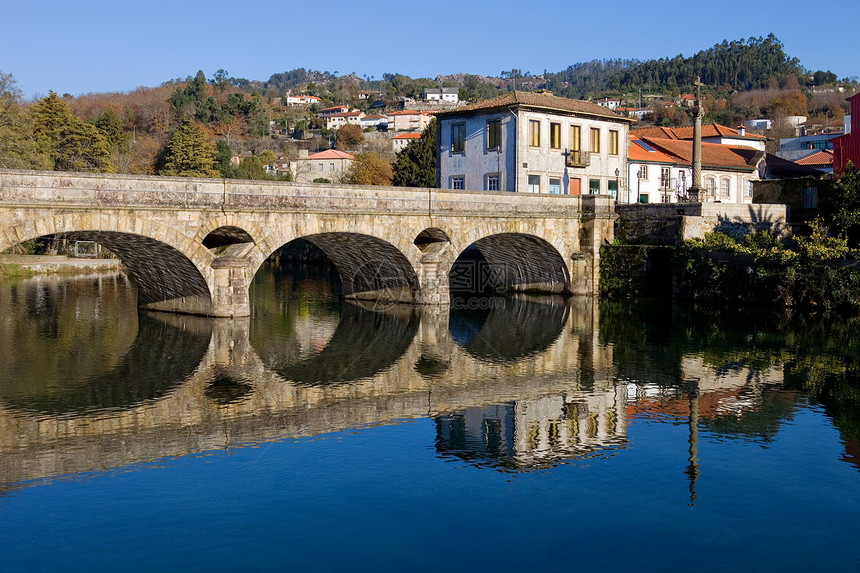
[445,224,573,295]
[0,213,217,314]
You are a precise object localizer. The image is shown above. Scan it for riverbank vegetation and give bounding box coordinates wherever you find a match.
[602,164,860,313]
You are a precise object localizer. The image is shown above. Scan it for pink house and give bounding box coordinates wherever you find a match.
[387,110,433,132]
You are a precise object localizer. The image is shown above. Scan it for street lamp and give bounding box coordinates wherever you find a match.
[614,168,620,202]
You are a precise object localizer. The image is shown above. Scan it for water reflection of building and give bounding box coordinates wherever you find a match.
[436,386,628,471]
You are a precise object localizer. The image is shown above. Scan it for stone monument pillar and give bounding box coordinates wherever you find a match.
[688,77,704,202]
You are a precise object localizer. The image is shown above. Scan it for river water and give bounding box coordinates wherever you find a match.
[1,264,859,571]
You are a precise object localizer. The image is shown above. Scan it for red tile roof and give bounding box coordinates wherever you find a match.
[796,149,834,166]
[628,136,680,164]
[393,132,422,139]
[307,149,355,160]
[641,137,762,171]
[632,124,767,141]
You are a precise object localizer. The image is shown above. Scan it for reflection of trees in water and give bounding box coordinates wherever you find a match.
[449,295,568,362]
[0,311,211,415]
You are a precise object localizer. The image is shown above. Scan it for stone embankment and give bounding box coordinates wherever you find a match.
[0,255,124,276]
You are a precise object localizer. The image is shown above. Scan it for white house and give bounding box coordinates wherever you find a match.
[435,91,633,196]
[326,111,365,130]
[360,114,388,130]
[594,97,622,110]
[424,88,460,104]
[625,135,763,204]
[290,149,355,183]
[285,93,322,106]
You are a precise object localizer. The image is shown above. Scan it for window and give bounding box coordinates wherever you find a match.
[549,177,562,195]
[609,130,619,155]
[487,120,501,150]
[452,123,465,153]
[570,125,581,152]
[528,174,541,193]
[330,162,335,171]
[639,193,649,204]
[451,176,465,190]
[550,122,561,150]
[720,178,730,198]
[705,177,716,197]
[745,180,753,198]
[529,120,541,147]
[589,179,600,194]
[660,167,671,188]
[638,165,648,180]
[802,186,818,208]
[486,174,499,191]
[590,128,600,153]
[607,179,618,199]
[318,163,324,172]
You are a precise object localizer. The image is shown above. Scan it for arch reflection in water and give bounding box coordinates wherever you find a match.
[249,262,420,384]
[449,294,569,362]
[0,274,211,415]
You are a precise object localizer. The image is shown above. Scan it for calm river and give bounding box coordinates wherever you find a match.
[1,263,859,571]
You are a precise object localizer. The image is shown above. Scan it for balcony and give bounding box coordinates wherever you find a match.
[564,150,590,168]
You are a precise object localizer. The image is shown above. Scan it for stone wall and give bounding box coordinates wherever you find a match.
[616,202,790,245]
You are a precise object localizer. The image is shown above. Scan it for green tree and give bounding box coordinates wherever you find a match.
[345,151,393,186]
[160,120,219,178]
[31,91,114,172]
[0,71,50,169]
[824,162,860,246]
[215,139,239,178]
[93,108,128,151]
[392,118,436,187]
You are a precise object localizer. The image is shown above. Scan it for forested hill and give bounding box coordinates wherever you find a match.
[544,34,805,98]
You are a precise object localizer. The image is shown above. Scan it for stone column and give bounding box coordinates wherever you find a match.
[688,77,704,202]
[210,256,252,318]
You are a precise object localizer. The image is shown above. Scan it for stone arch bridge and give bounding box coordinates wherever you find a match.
[0,170,615,317]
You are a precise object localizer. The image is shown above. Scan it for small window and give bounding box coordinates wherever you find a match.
[589,179,600,194]
[550,122,561,150]
[639,193,649,204]
[486,174,499,191]
[452,123,465,153]
[609,130,619,155]
[720,178,730,198]
[590,128,600,154]
[528,174,541,193]
[330,162,335,171]
[745,180,754,198]
[660,167,671,188]
[451,176,465,190]
[638,165,648,180]
[802,186,818,208]
[319,163,324,172]
[549,177,562,194]
[529,120,541,147]
[487,120,501,150]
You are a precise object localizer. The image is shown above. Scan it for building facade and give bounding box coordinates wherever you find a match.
[626,135,763,204]
[289,149,355,183]
[435,91,632,195]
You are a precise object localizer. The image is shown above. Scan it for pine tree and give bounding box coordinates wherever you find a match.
[31,91,114,172]
[392,118,436,187]
[161,120,219,178]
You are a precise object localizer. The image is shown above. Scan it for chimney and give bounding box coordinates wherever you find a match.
[737,125,746,137]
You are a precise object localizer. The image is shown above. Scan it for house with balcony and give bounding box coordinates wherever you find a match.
[388,110,433,132]
[626,135,763,204]
[319,105,350,119]
[435,91,632,195]
[285,93,322,106]
[326,110,365,130]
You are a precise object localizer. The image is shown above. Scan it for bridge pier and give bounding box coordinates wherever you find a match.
[417,250,451,305]
[209,256,252,318]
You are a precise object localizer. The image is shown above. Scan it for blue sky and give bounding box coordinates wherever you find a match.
[3,0,858,99]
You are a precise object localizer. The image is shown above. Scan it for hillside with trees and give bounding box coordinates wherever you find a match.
[0,34,855,181]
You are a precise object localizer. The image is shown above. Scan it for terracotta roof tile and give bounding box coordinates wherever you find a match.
[796,149,834,166]
[306,149,355,160]
[632,124,767,141]
[640,137,762,171]
[628,136,680,164]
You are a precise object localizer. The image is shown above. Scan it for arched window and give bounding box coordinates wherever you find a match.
[704,177,716,198]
